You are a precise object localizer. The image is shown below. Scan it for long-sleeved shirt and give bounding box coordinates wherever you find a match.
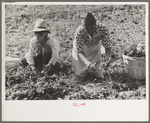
[25,34,60,66]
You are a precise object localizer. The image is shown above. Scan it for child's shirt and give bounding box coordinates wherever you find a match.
[25,34,60,66]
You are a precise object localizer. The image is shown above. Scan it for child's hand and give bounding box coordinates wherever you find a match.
[29,65,37,75]
[30,70,37,76]
[41,63,53,74]
[30,64,36,71]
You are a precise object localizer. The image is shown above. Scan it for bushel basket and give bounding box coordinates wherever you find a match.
[122,54,145,80]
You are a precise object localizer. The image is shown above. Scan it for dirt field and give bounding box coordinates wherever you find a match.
[5,4,146,100]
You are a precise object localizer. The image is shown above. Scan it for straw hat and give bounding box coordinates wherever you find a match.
[33,19,50,32]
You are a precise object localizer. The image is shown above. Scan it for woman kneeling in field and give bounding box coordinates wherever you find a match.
[20,19,61,75]
[72,12,111,80]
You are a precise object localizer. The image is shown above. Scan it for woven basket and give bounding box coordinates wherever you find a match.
[122,54,145,80]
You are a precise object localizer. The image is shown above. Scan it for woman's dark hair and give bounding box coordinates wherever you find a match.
[83,12,96,27]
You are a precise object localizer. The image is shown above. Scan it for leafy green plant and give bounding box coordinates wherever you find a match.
[5,4,146,100]
[123,42,145,58]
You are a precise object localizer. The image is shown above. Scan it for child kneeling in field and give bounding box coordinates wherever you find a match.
[20,19,62,75]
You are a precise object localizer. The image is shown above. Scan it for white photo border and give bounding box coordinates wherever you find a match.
[2,2,149,121]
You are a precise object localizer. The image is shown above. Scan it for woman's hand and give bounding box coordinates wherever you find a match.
[87,62,95,69]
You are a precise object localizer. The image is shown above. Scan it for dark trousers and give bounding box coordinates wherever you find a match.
[19,55,44,69]
[20,43,52,69]
[20,55,63,76]
[19,44,63,75]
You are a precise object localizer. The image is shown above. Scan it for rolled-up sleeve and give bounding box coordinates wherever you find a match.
[47,36,60,65]
[100,25,111,48]
[25,39,36,65]
[74,26,85,53]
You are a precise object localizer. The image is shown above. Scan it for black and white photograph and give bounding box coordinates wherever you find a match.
[2,1,149,121]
